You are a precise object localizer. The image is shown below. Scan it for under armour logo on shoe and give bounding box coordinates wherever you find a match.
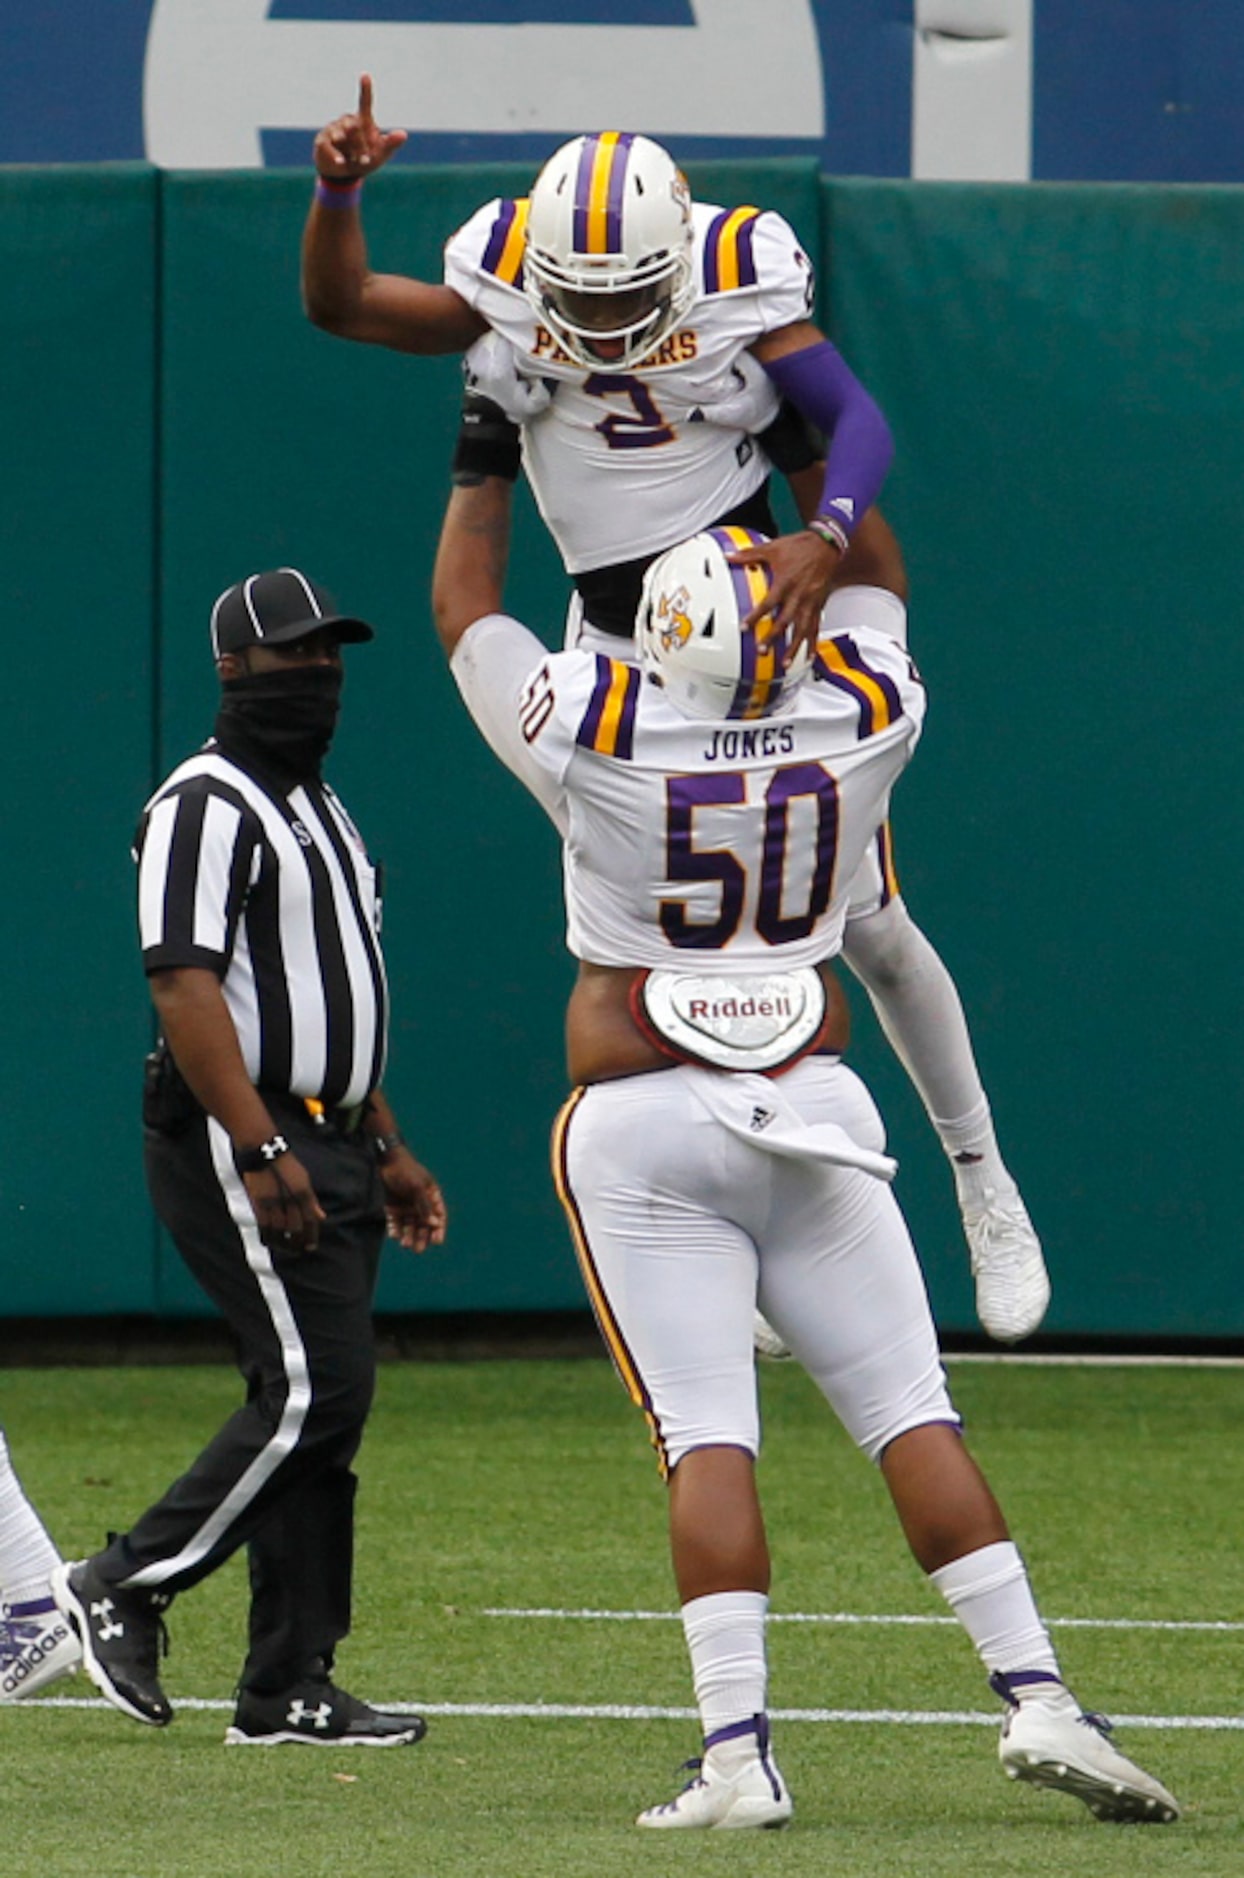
[749,1106,774,1132]
[287,1699,333,1730]
[91,1599,124,1642]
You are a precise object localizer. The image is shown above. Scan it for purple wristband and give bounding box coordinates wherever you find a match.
[315,176,362,210]
[761,340,893,537]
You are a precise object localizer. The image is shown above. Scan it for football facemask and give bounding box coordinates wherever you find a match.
[638,528,812,722]
[524,131,695,370]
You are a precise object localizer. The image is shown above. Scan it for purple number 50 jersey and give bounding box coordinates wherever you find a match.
[450,598,925,972]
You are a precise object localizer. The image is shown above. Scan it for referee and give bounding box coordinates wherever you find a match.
[55,568,446,1747]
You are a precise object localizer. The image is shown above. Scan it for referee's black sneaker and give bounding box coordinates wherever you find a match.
[51,1558,172,1727]
[224,1674,427,1747]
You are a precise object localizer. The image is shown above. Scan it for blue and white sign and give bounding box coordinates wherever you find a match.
[10,1,1244,180]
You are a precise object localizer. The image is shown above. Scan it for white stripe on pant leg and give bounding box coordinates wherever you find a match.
[124,1118,312,1588]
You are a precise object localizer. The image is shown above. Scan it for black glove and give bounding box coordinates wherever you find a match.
[757,398,826,475]
[451,389,522,487]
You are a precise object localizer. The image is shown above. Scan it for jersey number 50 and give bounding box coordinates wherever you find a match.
[660,765,839,949]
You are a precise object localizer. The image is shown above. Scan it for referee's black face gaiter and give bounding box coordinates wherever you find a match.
[215,666,343,779]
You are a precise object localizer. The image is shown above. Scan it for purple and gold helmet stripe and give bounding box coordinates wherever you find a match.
[708,525,781,721]
[575,655,640,758]
[481,197,529,286]
[816,633,902,738]
[572,131,636,256]
[702,206,761,295]
[552,1090,669,1478]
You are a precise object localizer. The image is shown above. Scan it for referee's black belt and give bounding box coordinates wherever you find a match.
[259,1090,370,1136]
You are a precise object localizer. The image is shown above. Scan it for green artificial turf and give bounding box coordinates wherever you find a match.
[1,1356,1240,1876]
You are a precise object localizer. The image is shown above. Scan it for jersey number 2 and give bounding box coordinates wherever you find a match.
[584,373,676,450]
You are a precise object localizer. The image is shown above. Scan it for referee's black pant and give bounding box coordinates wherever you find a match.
[96,1094,385,1694]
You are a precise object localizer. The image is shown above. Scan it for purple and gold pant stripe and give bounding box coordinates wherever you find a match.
[481,197,530,286]
[552,1089,669,1477]
[702,206,761,294]
[572,131,636,256]
[707,525,782,721]
[815,633,903,737]
[875,818,900,904]
[575,654,641,757]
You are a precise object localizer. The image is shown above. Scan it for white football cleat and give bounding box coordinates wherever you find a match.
[0,1593,82,1700]
[637,1715,792,1830]
[752,1310,792,1362]
[963,1193,1050,1343]
[999,1700,1180,1823]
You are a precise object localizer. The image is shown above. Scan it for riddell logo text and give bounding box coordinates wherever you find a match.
[688,995,792,1020]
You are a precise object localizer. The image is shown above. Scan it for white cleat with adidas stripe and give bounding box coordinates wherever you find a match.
[0,1593,82,1700]
[637,1714,793,1830]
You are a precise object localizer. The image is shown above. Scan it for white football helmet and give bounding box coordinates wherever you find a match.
[638,528,812,722]
[524,131,695,370]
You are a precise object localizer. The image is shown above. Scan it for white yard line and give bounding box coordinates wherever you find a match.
[18,1696,1244,1729]
[485,1607,1244,1633]
[944,1352,1244,1368]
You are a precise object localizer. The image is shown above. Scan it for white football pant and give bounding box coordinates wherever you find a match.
[554,1056,958,1472]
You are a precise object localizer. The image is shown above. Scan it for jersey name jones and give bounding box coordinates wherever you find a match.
[703,725,796,761]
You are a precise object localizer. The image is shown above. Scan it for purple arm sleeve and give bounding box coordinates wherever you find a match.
[761,341,893,541]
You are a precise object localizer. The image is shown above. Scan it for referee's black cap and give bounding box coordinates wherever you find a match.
[210,568,375,658]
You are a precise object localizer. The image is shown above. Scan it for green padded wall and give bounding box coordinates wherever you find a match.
[0,167,157,1315]
[1,161,1234,1336]
[822,180,1244,1335]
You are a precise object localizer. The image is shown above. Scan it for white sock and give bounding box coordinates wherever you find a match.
[682,1590,769,1765]
[932,1099,1020,1210]
[930,1541,1069,1705]
[0,1429,62,1602]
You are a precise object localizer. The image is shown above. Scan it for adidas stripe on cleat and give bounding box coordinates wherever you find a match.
[0,1593,82,1700]
[637,1714,793,1830]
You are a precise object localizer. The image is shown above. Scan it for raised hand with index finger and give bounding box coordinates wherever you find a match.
[313,72,408,181]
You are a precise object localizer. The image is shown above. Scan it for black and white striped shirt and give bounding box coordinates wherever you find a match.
[136,745,388,1110]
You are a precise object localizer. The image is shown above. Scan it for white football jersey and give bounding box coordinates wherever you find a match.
[443,198,816,572]
[451,611,924,970]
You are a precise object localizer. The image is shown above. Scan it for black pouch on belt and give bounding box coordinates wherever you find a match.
[142,1043,202,1135]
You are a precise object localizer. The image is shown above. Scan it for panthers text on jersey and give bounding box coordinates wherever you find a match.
[443,198,816,574]
[449,606,925,971]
